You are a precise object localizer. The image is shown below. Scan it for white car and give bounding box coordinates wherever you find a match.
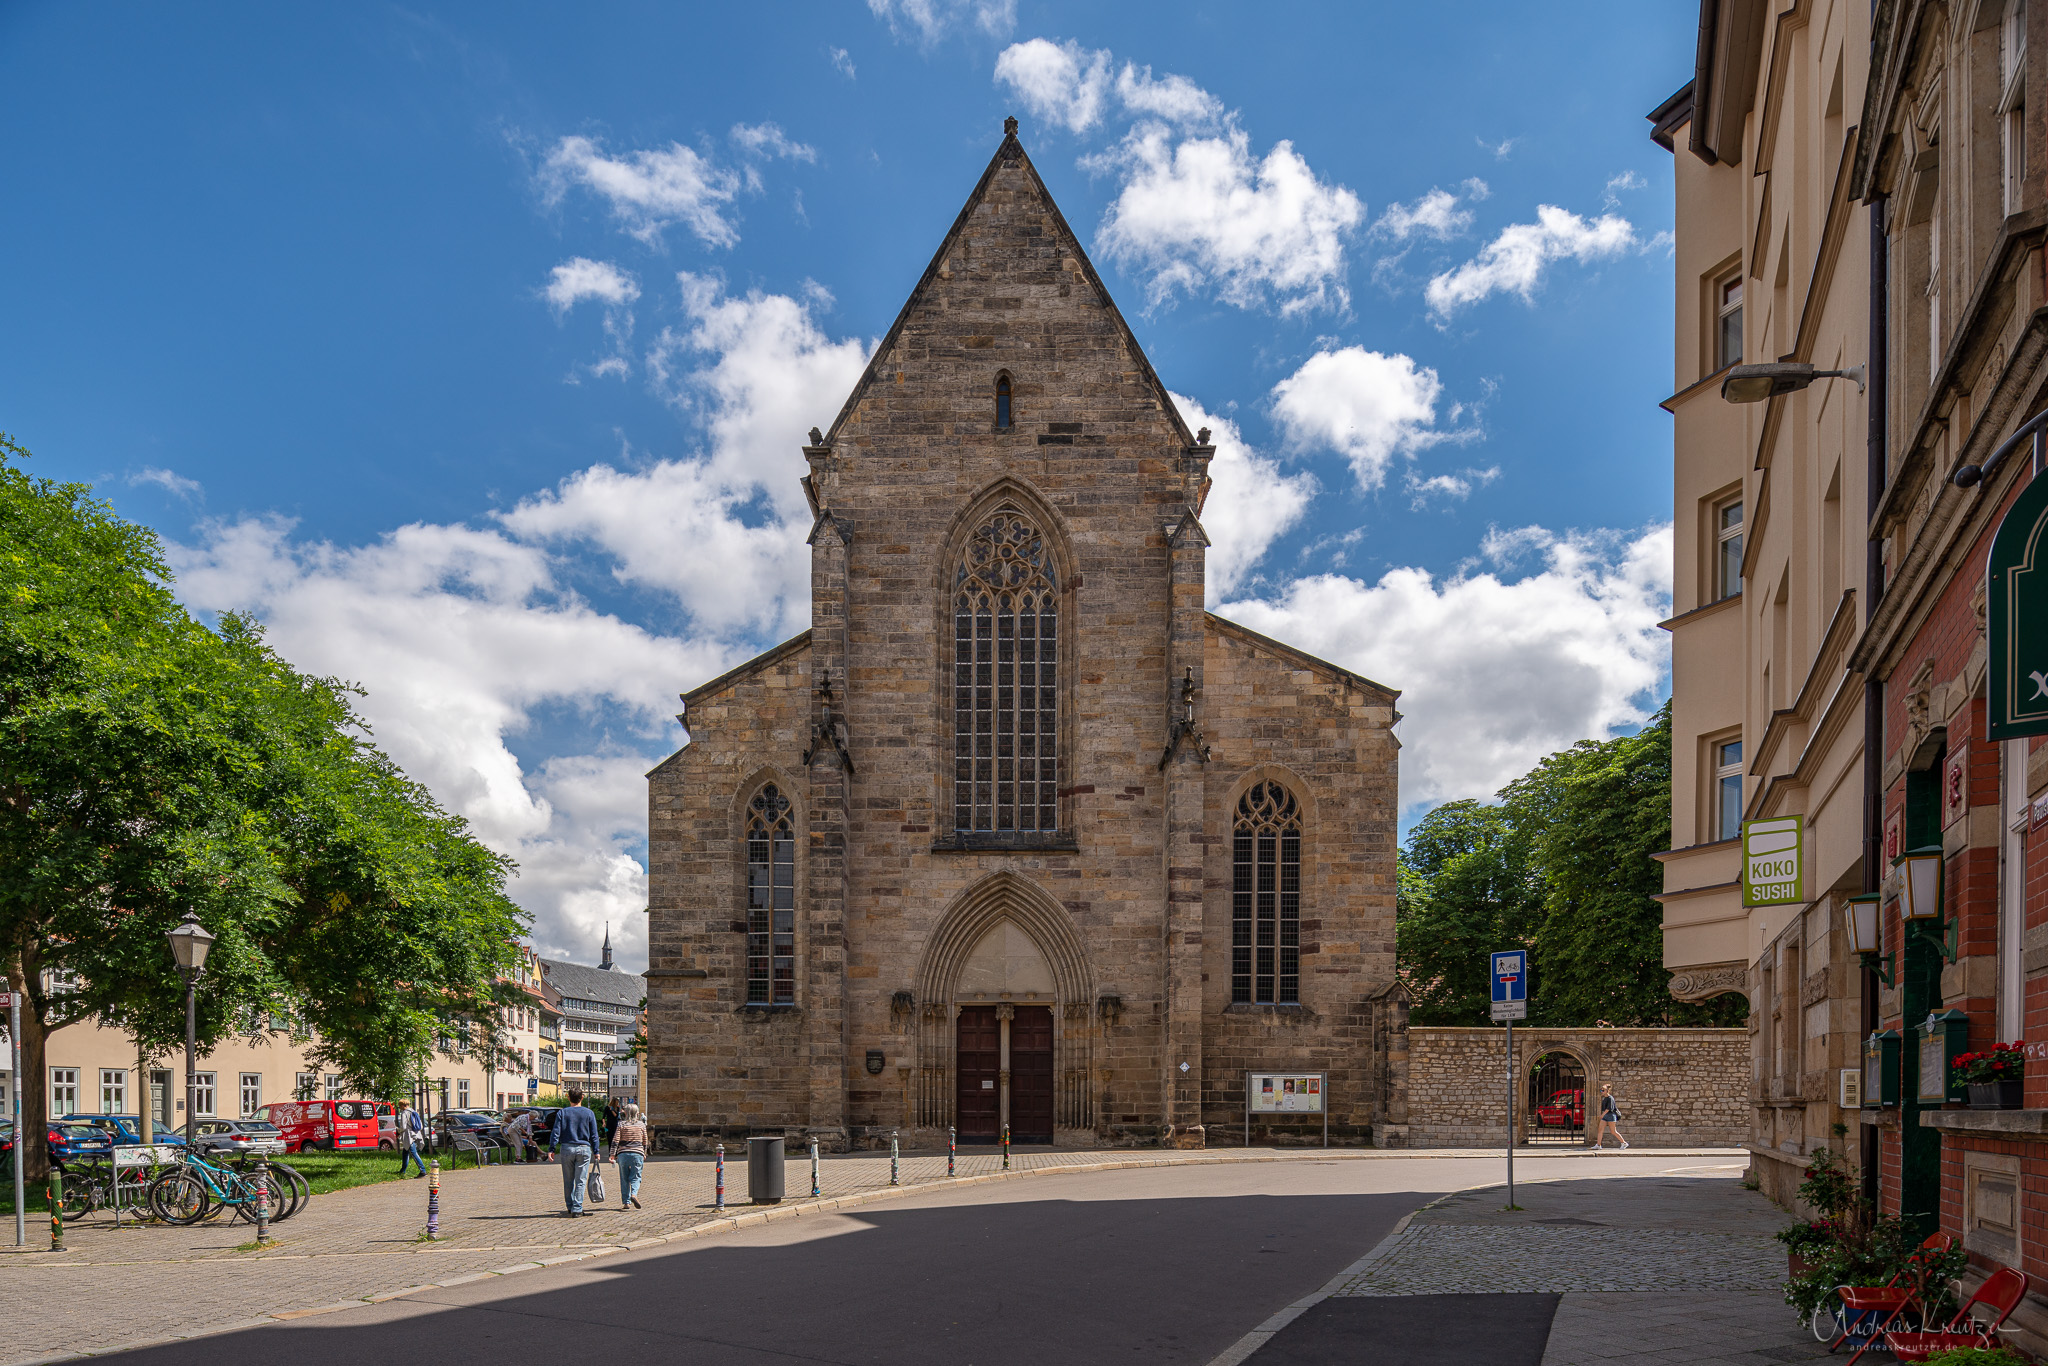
[179,1119,289,1157]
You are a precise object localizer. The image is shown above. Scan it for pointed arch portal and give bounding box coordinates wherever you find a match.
[912,872,1095,1139]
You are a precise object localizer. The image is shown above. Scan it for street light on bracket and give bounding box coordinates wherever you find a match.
[1719,361,1866,404]
[1842,894,1894,987]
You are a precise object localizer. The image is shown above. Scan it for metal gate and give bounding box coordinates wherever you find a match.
[1526,1051,1586,1144]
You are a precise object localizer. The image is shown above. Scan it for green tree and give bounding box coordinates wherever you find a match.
[1398,702,1746,1029]
[0,436,527,1180]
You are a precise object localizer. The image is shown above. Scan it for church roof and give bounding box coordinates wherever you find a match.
[819,119,1195,449]
[678,628,812,709]
[1207,612,1401,702]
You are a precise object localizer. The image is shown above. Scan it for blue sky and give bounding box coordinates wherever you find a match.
[1,2,1693,969]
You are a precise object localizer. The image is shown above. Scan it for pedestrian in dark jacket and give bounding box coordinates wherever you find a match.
[603,1098,620,1147]
[548,1091,602,1215]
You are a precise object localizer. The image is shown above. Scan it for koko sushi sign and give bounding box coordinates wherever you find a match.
[1742,816,1804,907]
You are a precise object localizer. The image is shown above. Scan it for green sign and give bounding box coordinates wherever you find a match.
[1988,467,2048,739]
[1741,815,1803,906]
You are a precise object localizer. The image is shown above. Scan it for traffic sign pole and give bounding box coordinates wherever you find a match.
[1505,1016,1514,1208]
[1489,950,1529,1209]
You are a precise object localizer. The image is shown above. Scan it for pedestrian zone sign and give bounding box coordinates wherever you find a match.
[1742,815,1803,906]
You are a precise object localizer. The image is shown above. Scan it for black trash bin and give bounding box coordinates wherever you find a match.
[746,1135,786,1204]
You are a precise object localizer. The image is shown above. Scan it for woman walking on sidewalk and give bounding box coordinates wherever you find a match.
[609,1103,649,1209]
[1589,1082,1629,1151]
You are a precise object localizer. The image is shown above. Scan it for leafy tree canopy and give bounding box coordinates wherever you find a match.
[0,436,528,1175]
[1398,702,1747,1029]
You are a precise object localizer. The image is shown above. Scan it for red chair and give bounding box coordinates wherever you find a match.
[1885,1266,2031,1362]
[1832,1232,1955,1364]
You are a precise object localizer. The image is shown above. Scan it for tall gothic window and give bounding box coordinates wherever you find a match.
[954,507,1058,833]
[746,785,796,1004]
[995,373,1013,429]
[1232,782,1300,1004]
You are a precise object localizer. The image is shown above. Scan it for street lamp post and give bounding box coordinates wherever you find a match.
[165,913,215,1138]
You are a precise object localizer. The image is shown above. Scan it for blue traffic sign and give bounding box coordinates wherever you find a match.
[1491,949,1527,1003]
[527,1078,539,1094]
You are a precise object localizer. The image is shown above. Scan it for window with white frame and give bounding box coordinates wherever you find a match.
[99,1068,126,1113]
[1715,498,1744,600]
[240,1073,262,1118]
[1716,275,1743,371]
[294,1072,317,1101]
[50,1068,79,1117]
[193,1072,217,1116]
[2003,0,2027,215]
[2000,739,2028,1040]
[1714,739,1745,841]
[324,1073,342,1100]
[457,1079,470,1109]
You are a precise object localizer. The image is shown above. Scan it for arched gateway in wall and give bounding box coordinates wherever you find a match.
[911,872,1095,1142]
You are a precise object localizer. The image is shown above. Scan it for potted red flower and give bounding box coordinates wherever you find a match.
[1952,1043,2025,1109]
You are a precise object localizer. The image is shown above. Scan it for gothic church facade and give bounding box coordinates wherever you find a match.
[645,124,1404,1149]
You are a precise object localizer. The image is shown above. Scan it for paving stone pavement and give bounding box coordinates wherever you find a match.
[1316,1167,1829,1366]
[0,1146,1734,1365]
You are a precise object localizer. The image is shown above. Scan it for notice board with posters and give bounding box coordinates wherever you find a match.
[1245,1071,1329,1147]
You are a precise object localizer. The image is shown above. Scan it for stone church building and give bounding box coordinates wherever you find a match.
[645,122,1404,1150]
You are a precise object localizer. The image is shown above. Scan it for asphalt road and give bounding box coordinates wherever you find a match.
[90,1153,1698,1366]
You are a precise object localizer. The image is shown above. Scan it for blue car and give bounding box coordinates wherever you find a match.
[64,1115,187,1150]
[0,1121,116,1164]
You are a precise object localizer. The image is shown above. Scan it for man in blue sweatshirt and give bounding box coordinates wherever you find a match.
[548,1089,602,1216]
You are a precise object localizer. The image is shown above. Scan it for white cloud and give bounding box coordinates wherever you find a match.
[166,514,719,972]
[829,46,856,79]
[1406,466,1501,507]
[1373,188,1471,242]
[1478,136,1517,159]
[1425,205,1640,320]
[1114,63,1224,128]
[994,38,1113,134]
[1170,392,1314,598]
[543,257,641,313]
[539,134,745,249]
[508,274,871,637]
[869,0,1015,44]
[130,466,202,500]
[163,281,872,971]
[1220,524,1672,809]
[1269,346,1448,490]
[1603,169,1647,206]
[1089,122,1363,314]
[731,122,818,163]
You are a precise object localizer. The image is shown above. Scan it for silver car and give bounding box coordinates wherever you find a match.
[179,1118,288,1157]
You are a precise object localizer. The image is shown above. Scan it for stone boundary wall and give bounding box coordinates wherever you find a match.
[1406,1026,1748,1148]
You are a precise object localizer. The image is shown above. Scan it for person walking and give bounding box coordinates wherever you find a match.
[395,1101,426,1178]
[609,1103,649,1209]
[602,1097,621,1149]
[1590,1082,1629,1151]
[549,1088,601,1216]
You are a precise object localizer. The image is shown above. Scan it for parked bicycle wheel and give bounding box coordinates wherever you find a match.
[57,1169,106,1219]
[229,1169,288,1224]
[151,1171,214,1226]
[273,1162,309,1220]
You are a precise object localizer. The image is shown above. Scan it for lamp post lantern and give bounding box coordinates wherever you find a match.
[165,913,215,1138]
[1842,893,1893,986]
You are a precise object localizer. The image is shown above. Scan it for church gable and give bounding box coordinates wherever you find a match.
[817,121,1193,464]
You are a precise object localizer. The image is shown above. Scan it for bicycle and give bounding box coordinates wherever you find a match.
[147,1149,291,1226]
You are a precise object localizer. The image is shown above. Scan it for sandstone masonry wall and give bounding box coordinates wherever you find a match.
[1405,1027,1748,1148]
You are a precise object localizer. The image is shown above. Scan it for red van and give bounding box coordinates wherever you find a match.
[262,1100,388,1152]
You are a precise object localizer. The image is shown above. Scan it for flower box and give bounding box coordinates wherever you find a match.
[1967,1080,2024,1110]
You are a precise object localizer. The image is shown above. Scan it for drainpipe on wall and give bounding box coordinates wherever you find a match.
[1861,189,1889,1213]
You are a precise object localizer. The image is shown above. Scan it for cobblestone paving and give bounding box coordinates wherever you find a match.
[1308,1168,1830,1366]
[0,1146,1733,1365]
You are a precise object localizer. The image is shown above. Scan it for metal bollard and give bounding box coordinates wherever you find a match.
[714,1144,724,1210]
[425,1159,440,1239]
[1001,1124,1010,1170]
[48,1171,63,1252]
[948,1125,956,1177]
[890,1131,899,1186]
[810,1137,820,1198]
[253,1153,272,1245]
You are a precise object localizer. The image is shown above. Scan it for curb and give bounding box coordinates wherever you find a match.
[4,1149,1748,1366]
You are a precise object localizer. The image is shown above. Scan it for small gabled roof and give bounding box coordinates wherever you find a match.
[540,957,644,1010]
[679,630,812,709]
[1207,611,1400,702]
[819,119,1195,449]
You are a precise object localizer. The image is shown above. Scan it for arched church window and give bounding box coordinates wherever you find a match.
[995,373,1013,429]
[745,784,797,1004]
[954,508,1058,834]
[1232,781,1300,1004]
